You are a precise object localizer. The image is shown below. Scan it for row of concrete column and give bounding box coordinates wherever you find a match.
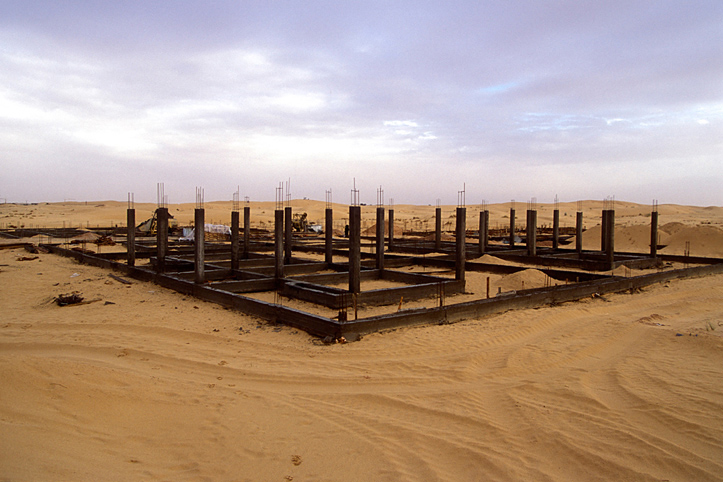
[126,206,251,277]
[129,204,660,290]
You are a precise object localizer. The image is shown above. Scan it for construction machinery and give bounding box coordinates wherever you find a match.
[137,212,178,235]
[292,212,308,232]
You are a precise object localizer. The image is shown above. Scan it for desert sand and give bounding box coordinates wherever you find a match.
[1,200,723,481]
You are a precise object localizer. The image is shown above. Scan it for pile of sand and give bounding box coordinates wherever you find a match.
[473,254,524,266]
[361,220,404,237]
[498,268,550,292]
[70,231,101,243]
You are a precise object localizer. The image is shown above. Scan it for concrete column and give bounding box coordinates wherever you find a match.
[284,206,292,264]
[243,206,250,259]
[349,205,361,294]
[552,209,560,250]
[526,210,537,257]
[435,207,442,250]
[376,207,385,270]
[576,211,583,253]
[455,207,466,281]
[231,210,240,271]
[605,210,615,269]
[325,208,333,265]
[650,211,658,257]
[509,208,516,248]
[274,209,284,279]
[484,211,489,252]
[388,209,395,250]
[194,208,205,284]
[478,210,488,256]
[601,210,609,252]
[126,208,135,266]
[156,207,168,273]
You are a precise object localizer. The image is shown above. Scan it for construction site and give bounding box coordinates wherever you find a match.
[3,186,723,341]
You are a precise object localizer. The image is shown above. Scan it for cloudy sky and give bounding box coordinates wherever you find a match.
[1,1,721,206]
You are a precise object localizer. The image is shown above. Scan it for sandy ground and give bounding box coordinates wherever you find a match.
[2,200,723,481]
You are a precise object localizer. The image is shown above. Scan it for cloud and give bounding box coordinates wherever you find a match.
[0,1,721,205]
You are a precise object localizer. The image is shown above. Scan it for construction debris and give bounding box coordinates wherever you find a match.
[55,293,84,306]
[95,235,115,246]
[24,244,49,254]
[108,273,132,285]
[71,232,100,243]
[54,292,102,306]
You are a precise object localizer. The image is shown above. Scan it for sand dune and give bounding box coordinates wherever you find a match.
[1,200,723,481]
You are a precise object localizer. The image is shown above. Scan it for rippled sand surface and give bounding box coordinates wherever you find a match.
[2,200,723,481]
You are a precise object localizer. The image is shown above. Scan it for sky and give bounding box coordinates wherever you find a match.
[1,1,721,206]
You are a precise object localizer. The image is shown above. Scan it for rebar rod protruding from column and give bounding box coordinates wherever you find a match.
[284,206,292,264]
[376,206,385,270]
[194,207,205,284]
[349,205,361,294]
[274,209,284,280]
[455,206,466,282]
[155,207,169,273]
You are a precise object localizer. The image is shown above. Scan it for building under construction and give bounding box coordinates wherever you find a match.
[26,189,723,341]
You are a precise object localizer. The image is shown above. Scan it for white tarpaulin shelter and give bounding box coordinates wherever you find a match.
[180,224,231,241]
